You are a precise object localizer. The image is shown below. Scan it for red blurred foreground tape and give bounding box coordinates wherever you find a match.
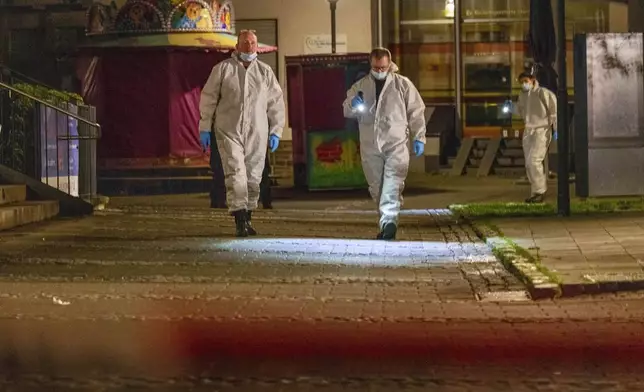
[171,319,644,364]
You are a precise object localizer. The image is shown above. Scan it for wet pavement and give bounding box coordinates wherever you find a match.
[0,207,525,301]
[2,204,644,390]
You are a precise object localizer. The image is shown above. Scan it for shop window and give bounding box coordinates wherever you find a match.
[389,0,617,136]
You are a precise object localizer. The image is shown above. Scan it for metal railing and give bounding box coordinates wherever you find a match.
[0,80,101,201]
[0,64,72,99]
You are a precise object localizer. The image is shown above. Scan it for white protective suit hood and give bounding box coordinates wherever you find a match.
[517,80,557,130]
[199,52,286,212]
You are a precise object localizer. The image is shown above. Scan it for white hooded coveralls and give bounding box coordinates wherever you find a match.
[517,82,557,195]
[343,66,426,229]
[199,54,285,212]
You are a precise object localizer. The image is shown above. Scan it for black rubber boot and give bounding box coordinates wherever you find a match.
[233,210,248,237]
[381,223,397,240]
[525,193,545,204]
[245,210,257,236]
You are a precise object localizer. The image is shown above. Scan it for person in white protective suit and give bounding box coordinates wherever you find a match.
[343,47,426,240]
[516,71,557,204]
[199,30,286,237]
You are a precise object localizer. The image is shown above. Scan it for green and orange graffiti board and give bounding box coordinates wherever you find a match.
[306,129,367,190]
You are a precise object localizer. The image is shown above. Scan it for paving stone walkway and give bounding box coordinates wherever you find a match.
[0,207,526,302]
[493,214,644,293]
[4,207,644,390]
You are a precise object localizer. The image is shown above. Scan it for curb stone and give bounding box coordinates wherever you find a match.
[466,221,562,300]
[456,215,644,298]
[561,273,644,297]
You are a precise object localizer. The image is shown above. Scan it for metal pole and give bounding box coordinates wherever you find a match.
[377,0,383,47]
[556,0,570,216]
[454,0,463,139]
[330,1,337,54]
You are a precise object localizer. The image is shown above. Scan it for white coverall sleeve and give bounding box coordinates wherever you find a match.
[199,64,223,131]
[516,92,527,119]
[543,89,558,131]
[404,79,427,144]
[266,69,286,139]
[342,82,361,119]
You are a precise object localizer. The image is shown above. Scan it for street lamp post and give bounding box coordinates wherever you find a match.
[556,0,570,216]
[328,0,339,54]
[453,0,463,139]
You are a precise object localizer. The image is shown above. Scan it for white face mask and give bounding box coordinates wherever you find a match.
[371,70,388,81]
[522,82,533,92]
[239,52,257,62]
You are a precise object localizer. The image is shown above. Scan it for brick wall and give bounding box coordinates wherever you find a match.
[268,140,294,187]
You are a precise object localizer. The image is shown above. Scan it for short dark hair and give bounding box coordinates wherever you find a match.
[518,71,536,80]
[370,47,391,60]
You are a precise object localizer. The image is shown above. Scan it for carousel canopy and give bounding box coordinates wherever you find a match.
[84,0,277,51]
[81,31,277,52]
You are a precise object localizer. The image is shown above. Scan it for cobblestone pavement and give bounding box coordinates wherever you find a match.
[494,214,644,286]
[107,175,533,212]
[3,206,644,390]
[0,207,526,301]
[3,367,644,391]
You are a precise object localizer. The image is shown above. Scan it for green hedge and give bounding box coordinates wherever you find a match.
[1,83,84,172]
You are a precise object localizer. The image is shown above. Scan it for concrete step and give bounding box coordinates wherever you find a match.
[500,148,524,158]
[493,167,526,178]
[0,201,59,231]
[505,139,523,149]
[473,139,489,148]
[497,157,525,167]
[0,185,27,206]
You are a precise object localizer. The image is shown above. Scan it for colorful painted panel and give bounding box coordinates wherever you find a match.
[114,1,165,32]
[306,130,367,190]
[170,0,215,30]
[86,0,235,35]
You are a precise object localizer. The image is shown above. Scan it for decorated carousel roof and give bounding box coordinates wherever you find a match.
[82,32,277,52]
[84,0,277,51]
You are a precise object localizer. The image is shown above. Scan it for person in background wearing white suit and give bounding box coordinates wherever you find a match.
[199,30,286,237]
[516,71,557,204]
[343,47,427,240]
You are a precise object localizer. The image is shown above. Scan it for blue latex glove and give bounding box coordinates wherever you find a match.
[413,140,424,157]
[553,129,558,141]
[269,134,280,153]
[351,95,364,109]
[199,130,211,150]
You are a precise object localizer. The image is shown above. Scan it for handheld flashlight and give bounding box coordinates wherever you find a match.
[502,99,512,114]
[357,91,365,112]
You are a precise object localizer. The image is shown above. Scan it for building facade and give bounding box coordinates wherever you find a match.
[1,0,641,142]
[376,0,633,138]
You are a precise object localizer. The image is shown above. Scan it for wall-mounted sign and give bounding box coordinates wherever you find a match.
[303,34,348,54]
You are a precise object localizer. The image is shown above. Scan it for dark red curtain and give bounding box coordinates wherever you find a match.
[100,51,170,159]
[76,56,105,126]
[286,64,305,165]
[78,48,229,163]
[167,51,228,158]
[302,67,347,131]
